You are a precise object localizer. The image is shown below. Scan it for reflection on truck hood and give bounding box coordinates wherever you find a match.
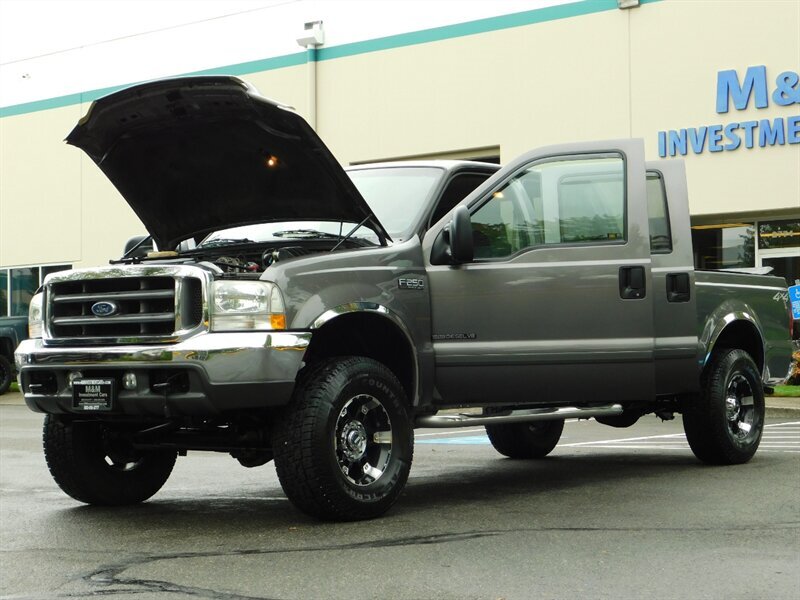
[66,76,390,250]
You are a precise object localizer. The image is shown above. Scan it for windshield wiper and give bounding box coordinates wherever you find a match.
[198,237,255,248]
[272,229,341,240]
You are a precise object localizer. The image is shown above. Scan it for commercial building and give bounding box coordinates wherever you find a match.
[1,0,798,318]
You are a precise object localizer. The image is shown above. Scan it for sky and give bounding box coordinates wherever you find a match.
[0,0,288,63]
[0,0,558,108]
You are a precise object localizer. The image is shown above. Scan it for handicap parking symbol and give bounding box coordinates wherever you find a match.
[790,285,800,320]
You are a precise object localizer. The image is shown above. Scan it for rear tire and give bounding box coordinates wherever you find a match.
[272,357,414,521]
[486,419,564,459]
[0,355,12,395]
[682,348,764,465]
[43,415,177,505]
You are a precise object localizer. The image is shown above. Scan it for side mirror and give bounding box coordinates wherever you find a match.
[122,235,153,258]
[447,205,474,264]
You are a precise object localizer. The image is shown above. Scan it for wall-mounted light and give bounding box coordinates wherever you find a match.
[296,20,324,48]
[617,0,640,8]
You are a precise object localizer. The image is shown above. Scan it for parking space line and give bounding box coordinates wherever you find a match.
[413,420,800,450]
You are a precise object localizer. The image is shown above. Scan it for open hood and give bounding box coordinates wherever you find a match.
[66,76,390,249]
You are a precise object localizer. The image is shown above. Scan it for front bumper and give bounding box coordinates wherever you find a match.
[15,331,311,416]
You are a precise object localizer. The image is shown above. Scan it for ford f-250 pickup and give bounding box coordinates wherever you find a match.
[15,77,794,521]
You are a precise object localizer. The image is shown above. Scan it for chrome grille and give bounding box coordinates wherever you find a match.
[47,275,203,342]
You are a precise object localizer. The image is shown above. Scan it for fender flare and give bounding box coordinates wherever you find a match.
[702,310,765,372]
[309,302,420,404]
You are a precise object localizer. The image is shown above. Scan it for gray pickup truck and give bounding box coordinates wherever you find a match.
[15,77,794,521]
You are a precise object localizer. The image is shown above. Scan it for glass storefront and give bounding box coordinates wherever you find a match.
[691,218,800,287]
[0,264,71,317]
[691,223,755,270]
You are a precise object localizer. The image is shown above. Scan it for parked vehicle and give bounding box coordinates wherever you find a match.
[0,316,26,394]
[15,77,794,520]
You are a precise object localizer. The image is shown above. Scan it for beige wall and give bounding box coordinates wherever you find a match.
[0,105,83,267]
[0,0,798,270]
[316,9,632,164]
[630,0,800,217]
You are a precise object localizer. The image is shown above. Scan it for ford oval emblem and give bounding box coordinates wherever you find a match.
[91,301,119,317]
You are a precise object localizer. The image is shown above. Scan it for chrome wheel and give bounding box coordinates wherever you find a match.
[725,373,757,443]
[683,348,764,465]
[334,394,392,486]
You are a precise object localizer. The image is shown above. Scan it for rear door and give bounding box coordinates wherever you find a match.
[422,139,655,406]
[646,160,700,394]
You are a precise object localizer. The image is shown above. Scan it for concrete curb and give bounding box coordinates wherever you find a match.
[1,390,798,418]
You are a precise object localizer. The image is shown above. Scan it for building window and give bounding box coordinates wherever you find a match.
[758,219,800,250]
[691,224,755,270]
[0,264,71,317]
[0,271,7,318]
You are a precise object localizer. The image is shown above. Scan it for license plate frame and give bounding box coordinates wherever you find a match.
[72,379,115,412]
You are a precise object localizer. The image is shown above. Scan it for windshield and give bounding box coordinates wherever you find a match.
[198,166,444,248]
[347,166,444,239]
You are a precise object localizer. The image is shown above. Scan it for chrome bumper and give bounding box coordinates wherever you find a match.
[15,332,311,416]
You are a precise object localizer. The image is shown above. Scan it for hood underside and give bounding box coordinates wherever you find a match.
[66,76,389,249]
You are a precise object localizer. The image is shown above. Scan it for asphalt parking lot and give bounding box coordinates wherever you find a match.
[1,401,799,600]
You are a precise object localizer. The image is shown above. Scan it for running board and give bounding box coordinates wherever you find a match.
[415,404,624,428]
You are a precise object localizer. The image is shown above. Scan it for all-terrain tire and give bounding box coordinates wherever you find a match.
[272,357,414,521]
[43,415,177,505]
[682,348,765,465]
[0,355,12,395]
[485,419,564,459]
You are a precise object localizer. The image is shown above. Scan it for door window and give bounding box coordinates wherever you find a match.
[470,155,625,259]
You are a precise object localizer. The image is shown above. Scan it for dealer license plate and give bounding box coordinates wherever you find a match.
[72,379,115,411]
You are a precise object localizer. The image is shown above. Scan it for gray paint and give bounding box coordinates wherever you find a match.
[14,136,794,417]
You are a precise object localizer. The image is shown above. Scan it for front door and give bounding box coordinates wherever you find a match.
[422,139,655,407]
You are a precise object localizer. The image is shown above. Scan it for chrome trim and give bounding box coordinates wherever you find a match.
[415,404,624,428]
[52,314,175,326]
[701,310,767,375]
[696,282,786,292]
[311,302,420,405]
[42,264,213,346]
[311,301,388,330]
[53,289,174,303]
[16,331,311,386]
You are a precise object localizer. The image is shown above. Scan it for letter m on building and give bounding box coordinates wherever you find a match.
[716,66,769,114]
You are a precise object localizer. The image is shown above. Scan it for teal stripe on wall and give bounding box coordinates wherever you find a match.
[0,0,660,119]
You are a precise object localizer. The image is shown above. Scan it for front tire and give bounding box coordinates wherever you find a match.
[272,357,414,521]
[683,348,765,465]
[486,419,564,459]
[43,415,177,505]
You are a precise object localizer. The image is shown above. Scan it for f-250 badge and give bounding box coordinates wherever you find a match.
[398,278,425,290]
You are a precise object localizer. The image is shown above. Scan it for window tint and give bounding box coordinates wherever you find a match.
[41,264,71,280]
[0,270,7,317]
[429,172,492,226]
[470,155,625,259]
[10,268,39,316]
[646,173,672,253]
[691,224,755,269]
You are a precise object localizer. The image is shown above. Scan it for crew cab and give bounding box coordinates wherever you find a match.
[15,76,794,521]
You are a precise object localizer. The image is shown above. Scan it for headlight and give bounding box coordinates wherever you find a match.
[210,281,286,332]
[28,293,44,338]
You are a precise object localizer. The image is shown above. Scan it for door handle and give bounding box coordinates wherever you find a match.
[619,266,646,299]
[667,272,690,303]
